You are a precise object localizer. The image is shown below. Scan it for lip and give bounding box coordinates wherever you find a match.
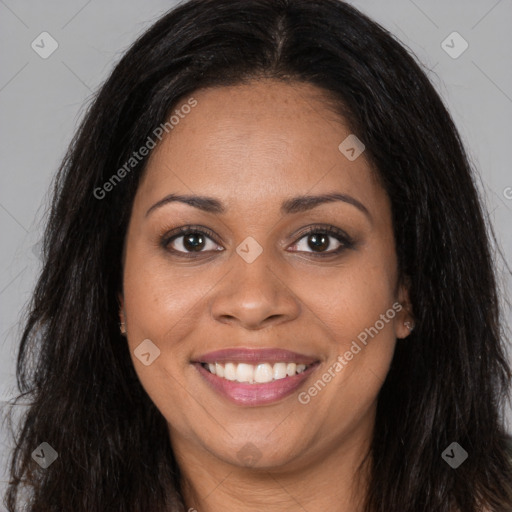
[194,362,320,406]
[192,348,321,406]
[193,348,318,365]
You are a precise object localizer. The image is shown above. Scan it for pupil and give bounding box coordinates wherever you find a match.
[308,233,329,252]
[184,233,205,251]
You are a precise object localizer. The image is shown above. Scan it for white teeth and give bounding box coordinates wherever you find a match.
[254,363,273,383]
[236,363,254,383]
[286,363,296,376]
[203,361,311,383]
[215,363,224,378]
[273,362,287,380]
[224,362,237,381]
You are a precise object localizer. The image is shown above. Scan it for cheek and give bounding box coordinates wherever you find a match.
[122,233,211,346]
[291,241,399,395]
[121,239,206,402]
[292,245,398,344]
[121,246,203,430]
[294,266,399,434]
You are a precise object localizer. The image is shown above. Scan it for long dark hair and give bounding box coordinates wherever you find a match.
[4,0,512,510]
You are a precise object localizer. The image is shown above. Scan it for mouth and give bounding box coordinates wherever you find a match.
[192,348,321,406]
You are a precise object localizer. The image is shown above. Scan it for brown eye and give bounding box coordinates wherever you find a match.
[306,233,331,252]
[182,233,206,252]
[163,227,223,255]
[288,225,355,256]
[293,232,342,253]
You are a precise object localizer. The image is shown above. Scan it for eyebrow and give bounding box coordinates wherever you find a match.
[145,192,371,221]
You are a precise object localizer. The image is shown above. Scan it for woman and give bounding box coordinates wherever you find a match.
[4,0,512,510]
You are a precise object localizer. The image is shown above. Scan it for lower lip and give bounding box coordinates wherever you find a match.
[194,363,319,406]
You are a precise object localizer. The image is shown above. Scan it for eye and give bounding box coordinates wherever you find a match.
[162,226,223,256]
[160,224,354,258]
[288,225,354,256]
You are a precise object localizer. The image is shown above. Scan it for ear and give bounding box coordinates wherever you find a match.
[395,277,415,340]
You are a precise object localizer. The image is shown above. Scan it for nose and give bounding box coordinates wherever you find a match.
[209,250,301,330]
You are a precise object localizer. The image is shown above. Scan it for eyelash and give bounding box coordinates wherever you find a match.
[160,224,355,259]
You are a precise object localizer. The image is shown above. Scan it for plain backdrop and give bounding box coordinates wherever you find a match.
[1,0,511,501]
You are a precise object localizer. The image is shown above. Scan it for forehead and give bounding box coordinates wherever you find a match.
[136,80,386,216]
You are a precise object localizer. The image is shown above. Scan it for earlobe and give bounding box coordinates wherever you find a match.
[404,321,415,332]
[396,312,415,340]
[118,293,127,336]
[396,278,415,339]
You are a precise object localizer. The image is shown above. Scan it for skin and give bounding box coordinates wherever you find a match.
[119,79,414,511]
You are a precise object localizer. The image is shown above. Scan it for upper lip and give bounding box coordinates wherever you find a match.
[193,348,319,365]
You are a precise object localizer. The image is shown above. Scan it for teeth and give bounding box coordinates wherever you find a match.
[236,363,254,383]
[224,362,237,381]
[254,363,273,383]
[286,363,296,376]
[273,362,287,380]
[203,361,311,383]
[215,363,224,378]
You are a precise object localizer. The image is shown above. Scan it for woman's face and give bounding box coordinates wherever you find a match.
[120,80,412,472]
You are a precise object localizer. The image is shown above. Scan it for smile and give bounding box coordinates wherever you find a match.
[193,348,320,406]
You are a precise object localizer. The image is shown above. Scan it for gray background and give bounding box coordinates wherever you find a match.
[1,0,511,501]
